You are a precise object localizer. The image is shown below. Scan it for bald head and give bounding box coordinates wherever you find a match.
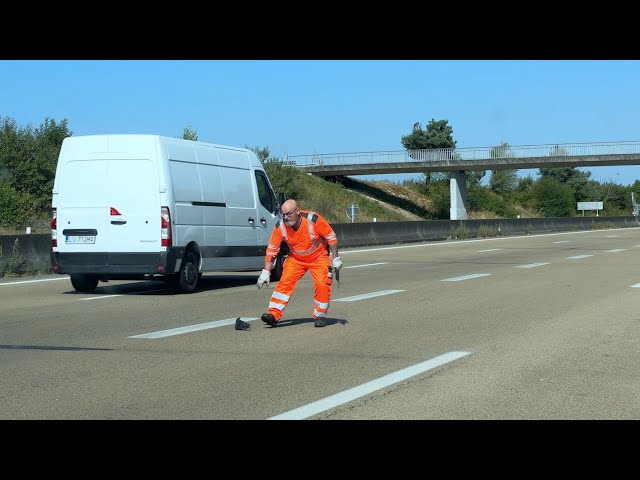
[281,199,300,227]
[281,199,298,212]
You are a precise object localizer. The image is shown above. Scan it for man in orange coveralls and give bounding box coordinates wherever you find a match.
[257,199,342,328]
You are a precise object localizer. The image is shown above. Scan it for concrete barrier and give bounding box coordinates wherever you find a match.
[332,216,639,248]
[1,216,637,276]
[0,234,53,275]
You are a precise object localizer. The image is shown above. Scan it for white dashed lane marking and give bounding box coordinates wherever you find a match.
[333,290,405,302]
[129,317,260,338]
[441,274,491,282]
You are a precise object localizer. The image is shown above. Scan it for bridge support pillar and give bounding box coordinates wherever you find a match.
[450,171,468,220]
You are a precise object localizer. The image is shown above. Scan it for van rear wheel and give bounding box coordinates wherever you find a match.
[70,274,99,293]
[171,251,199,293]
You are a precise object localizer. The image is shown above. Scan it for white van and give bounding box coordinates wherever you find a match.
[50,134,286,293]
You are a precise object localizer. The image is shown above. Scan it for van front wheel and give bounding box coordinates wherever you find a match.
[272,250,287,281]
[70,274,99,293]
[171,251,199,293]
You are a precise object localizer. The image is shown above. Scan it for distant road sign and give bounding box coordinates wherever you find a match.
[577,201,603,217]
[577,201,603,210]
[347,204,360,223]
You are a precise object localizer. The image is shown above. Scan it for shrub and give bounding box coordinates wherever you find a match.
[450,223,469,240]
[2,238,25,276]
[478,224,499,238]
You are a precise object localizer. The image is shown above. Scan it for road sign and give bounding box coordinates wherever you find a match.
[577,201,603,216]
[577,201,603,210]
[346,204,360,223]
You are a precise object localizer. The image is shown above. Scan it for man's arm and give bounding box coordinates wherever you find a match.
[328,242,339,260]
[317,215,339,259]
[264,225,283,271]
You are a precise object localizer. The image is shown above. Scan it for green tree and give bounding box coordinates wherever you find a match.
[538,146,590,201]
[401,119,468,189]
[247,145,270,163]
[598,181,629,213]
[181,124,198,141]
[490,170,518,194]
[488,142,518,194]
[401,119,457,150]
[531,177,575,217]
[247,145,302,199]
[539,166,590,201]
[0,116,71,225]
[516,175,534,191]
[0,180,23,227]
[427,180,450,219]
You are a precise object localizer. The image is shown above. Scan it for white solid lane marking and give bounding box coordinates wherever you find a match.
[631,284,640,288]
[333,290,405,302]
[516,262,550,269]
[129,317,260,338]
[553,240,570,244]
[268,351,471,420]
[605,249,626,253]
[345,262,389,269]
[606,235,619,238]
[0,277,68,286]
[441,273,491,282]
[566,255,594,260]
[477,248,501,253]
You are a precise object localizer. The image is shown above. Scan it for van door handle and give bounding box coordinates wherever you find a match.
[111,220,127,225]
[260,217,266,224]
[248,217,255,223]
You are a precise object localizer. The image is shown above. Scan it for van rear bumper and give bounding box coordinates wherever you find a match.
[51,250,180,275]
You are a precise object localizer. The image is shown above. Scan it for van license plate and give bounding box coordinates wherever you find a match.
[65,235,96,244]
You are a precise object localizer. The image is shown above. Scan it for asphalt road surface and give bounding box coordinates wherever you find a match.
[2,227,640,420]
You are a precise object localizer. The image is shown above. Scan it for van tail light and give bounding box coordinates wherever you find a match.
[51,208,58,247]
[161,206,172,247]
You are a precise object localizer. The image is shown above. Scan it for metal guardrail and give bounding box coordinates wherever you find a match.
[285,142,640,167]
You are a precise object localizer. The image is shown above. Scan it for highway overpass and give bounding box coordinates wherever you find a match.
[286,142,640,219]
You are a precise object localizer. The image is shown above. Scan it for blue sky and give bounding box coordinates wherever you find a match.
[2,60,640,185]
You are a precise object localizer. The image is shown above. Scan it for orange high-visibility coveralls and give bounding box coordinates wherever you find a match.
[265,210,338,322]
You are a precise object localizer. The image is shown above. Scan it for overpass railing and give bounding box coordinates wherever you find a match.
[285,141,640,167]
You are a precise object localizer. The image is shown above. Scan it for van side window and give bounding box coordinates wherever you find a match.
[255,171,275,213]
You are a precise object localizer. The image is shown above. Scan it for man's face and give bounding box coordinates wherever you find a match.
[282,206,299,226]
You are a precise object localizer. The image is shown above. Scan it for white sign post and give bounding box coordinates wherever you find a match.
[346,204,360,223]
[577,201,603,216]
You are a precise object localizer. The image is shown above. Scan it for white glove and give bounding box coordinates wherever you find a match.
[331,256,342,270]
[257,269,271,289]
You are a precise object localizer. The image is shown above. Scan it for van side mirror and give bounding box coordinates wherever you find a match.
[276,192,288,213]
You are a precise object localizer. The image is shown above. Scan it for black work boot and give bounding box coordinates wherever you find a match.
[261,313,278,327]
[314,317,326,328]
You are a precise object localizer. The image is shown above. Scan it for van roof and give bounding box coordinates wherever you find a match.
[63,134,251,152]
[60,134,264,169]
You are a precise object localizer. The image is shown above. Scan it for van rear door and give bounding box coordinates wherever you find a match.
[56,158,159,253]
